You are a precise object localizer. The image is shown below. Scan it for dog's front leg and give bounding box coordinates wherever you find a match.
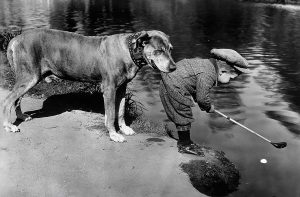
[116,84,135,136]
[103,86,126,142]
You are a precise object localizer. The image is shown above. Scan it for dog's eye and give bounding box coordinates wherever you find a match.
[154,50,163,56]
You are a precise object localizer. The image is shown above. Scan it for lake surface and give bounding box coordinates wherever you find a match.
[1,0,300,196]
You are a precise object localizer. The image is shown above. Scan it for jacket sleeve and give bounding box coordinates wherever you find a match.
[196,72,215,112]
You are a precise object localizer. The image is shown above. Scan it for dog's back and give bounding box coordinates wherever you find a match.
[7,29,108,81]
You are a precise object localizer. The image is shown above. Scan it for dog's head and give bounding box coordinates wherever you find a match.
[132,30,176,73]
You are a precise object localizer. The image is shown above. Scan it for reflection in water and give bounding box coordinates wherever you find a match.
[1,0,300,196]
[209,82,248,133]
[49,0,135,35]
[266,110,300,135]
[245,41,300,137]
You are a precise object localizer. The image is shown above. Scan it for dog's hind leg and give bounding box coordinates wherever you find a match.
[2,76,38,132]
[116,83,135,136]
[103,84,126,142]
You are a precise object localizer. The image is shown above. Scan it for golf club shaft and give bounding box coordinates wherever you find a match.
[214,109,271,143]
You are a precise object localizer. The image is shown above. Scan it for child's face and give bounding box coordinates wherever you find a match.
[217,67,239,84]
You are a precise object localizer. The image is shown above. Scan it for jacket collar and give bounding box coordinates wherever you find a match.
[127,32,148,68]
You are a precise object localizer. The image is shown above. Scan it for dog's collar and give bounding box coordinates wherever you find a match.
[127,32,149,68]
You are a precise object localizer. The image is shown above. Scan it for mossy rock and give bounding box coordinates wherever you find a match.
[180,148,240,196]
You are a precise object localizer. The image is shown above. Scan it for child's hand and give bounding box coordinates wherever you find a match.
[207,104,215,113]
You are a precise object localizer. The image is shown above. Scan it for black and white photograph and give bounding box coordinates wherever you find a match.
[0,0,299,196]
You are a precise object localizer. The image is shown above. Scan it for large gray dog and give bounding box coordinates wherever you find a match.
[1,29,176,142]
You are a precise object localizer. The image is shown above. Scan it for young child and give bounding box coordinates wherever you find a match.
[160,48,250,155]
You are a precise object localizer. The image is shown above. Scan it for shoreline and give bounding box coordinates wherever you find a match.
[240,0,300,5]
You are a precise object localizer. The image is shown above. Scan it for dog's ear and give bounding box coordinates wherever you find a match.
[132,31,151,50]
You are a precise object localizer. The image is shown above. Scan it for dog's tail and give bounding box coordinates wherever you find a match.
[0,26,22,89]
[0,26,22,53]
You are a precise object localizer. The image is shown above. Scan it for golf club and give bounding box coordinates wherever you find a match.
[214,109,287,149]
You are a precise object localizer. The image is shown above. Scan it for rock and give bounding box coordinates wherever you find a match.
[180,147,240,196]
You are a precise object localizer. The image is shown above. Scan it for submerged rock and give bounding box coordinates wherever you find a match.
[180,147,240,197]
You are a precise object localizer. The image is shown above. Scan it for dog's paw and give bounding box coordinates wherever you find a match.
[120,125,135,136]
[110,132,126,142]
[3,122,20,133]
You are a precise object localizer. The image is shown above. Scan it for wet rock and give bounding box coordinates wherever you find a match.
[180,147,240,197]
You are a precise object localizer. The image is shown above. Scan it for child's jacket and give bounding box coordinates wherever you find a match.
[160,58,217,112]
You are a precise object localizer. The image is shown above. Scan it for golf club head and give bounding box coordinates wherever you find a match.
[271,142,287,149]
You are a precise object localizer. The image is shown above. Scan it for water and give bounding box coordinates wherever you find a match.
[1,0,300,196]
